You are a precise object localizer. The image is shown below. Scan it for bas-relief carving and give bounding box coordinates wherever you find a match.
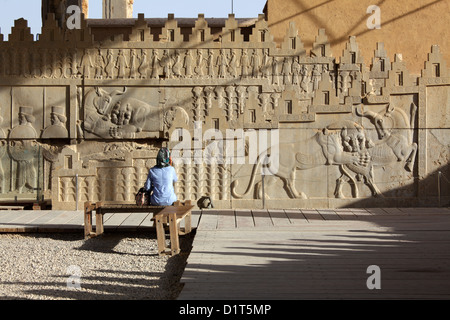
[51,142,161,206]
[0,13,448,208]
[83,87,161,139]
[231,100,419,201]
[4,107,42,195]
[42,106,69,139]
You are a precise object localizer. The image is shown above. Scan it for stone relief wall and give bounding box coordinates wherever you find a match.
[0,13,448,209]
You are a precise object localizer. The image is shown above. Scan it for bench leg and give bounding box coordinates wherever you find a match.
[155,214,166,255]
[169,213,180,255]
[185,210,192,234]
[84,202,93,239]
[96,212,104,236]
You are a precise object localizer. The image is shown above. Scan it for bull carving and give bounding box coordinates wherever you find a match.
[356,103,417,172]
[231,102,418,200]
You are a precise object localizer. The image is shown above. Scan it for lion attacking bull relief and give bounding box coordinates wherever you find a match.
[231,120,375,200]
[83,87,162,139]
[231,102,418,200]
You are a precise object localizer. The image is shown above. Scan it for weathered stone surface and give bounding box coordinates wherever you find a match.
[0,13,448,210]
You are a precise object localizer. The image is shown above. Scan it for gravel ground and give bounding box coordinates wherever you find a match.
[0,231,194,300]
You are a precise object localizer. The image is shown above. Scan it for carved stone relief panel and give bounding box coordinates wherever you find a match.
[52,141,160,209]
[422,85,450,199]
[82,86,162,139]
[0,13,448,208]
[0,140,43,198]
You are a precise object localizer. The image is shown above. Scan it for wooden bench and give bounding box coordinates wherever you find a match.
[0,200,51,210]
[0,206,25,210]
[84,201,194,256]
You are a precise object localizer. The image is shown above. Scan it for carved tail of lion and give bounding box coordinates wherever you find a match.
[231,154,263,199]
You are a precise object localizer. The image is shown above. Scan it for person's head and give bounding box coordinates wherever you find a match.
[156,147,171,167]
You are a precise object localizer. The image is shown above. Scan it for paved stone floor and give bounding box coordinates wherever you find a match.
[1,207,449,299]
[179,207,450,300]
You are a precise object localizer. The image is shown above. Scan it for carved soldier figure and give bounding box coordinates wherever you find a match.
[282,57,292,85]
[300,64,310,93]
[94,48,105,79]
[172,50,182,78]
[260,93,271,116]
[251,49,261,79]
[312,64,321,91]
[8,106,39,194]
[129,49,138,79]
[195,49,207,78]
[240,49,249,79]
[228,49,238,77]
[105,49,115,79]
[150,49,161,79]
[184,50,194,78]
[9,106,38,140]
[71,48,79,78]
[115,49,128,79]
[42,106,69,139]
[340,71,351,96]
[292,57,301,85]
[217,49,228,78]
[161,49,173,79]
[80,49,94,78]
[207,50,215,78]
[261,49,271,79]
[138,49,148,79]
[272,57,280,85]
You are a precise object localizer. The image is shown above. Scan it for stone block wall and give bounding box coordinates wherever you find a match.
[0,13,448,209]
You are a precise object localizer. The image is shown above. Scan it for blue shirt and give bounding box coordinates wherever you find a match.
[144,166,178,206]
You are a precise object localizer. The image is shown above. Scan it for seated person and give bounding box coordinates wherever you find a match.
[144,147,178,206]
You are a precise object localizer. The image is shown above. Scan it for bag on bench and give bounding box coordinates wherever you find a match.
[135,187,150,206]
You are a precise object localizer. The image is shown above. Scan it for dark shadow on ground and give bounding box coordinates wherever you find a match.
[0,230,195,300]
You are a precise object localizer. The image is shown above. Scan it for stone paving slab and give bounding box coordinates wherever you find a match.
[179,207,450,300]
[1,207,449,299]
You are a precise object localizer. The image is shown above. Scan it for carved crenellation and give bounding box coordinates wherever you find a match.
[421,44,449,79]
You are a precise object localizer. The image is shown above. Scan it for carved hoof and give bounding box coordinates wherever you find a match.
[406,162,414,172]
[292,191,308,199]
[373,192,385,198]
[334,192,345,199]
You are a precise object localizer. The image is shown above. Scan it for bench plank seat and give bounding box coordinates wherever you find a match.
[84,201,194,256]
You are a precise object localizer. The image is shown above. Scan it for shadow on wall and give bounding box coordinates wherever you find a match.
[177,167,450,300]
[338,163,450,208]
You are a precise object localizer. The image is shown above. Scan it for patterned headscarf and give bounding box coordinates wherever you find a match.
[156,147,170,167]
